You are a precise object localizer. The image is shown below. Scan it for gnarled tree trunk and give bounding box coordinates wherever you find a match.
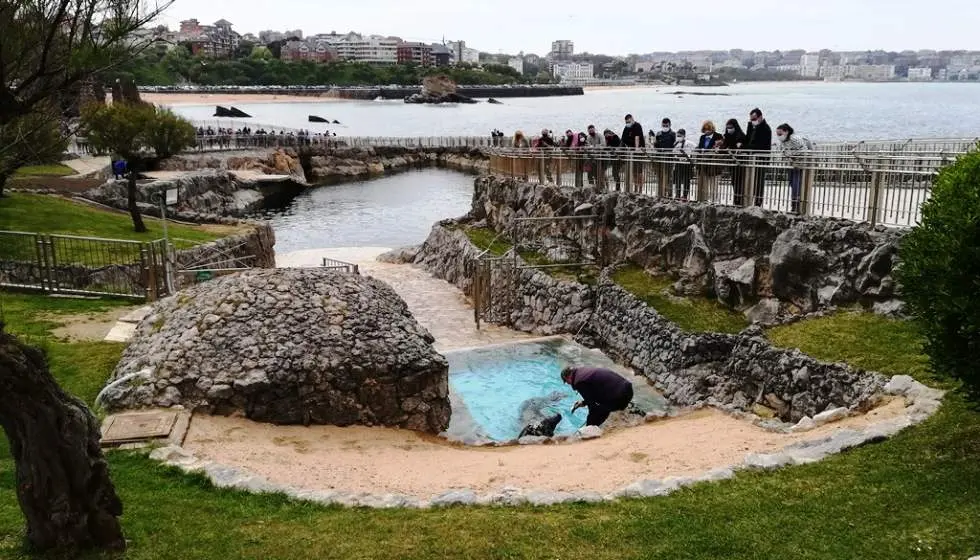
[0,326,126,554]
[127,169,147,233]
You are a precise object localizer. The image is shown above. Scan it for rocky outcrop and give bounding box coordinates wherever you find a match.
[159,148,306,181]
[412,223,887,423]
[405,75,478,104]
[471,176,905,320]
[303,146,488,183]
[98,268,451,434]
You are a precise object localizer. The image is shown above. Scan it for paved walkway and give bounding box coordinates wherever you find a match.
[62,155,110,178]
[106,247,532,351]
[278,248,532,352]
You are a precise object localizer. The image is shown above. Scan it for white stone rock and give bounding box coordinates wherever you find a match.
[621,479,672,498]
[812,407,849,425]
[431,489,477,507]
[517,435,549,446]
[577,425,603,439]
[148,445,197,466]
[697,467,736,482]
[790,416,817,433]
[744,453,792,470]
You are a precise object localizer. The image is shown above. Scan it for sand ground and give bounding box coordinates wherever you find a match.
[182,398,906,498]
[141,93,346,106]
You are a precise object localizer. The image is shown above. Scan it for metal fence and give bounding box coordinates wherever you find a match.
[0,231,171,299]
[321,257,360,274]
[487,144,976,227]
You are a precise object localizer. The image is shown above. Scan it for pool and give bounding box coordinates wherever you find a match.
[443,337,668,443]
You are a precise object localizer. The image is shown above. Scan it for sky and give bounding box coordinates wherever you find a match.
[157,0,980,55]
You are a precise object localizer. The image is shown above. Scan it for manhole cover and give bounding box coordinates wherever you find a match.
[102,410,178,444]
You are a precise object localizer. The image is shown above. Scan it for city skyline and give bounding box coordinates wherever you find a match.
[159,0,980,55]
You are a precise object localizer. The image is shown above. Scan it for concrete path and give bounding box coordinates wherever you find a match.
[278,247,533,352]
[104,306,152,343]
[62,155,110,178]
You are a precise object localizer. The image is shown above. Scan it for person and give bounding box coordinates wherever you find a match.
[621,114,646,193]
[673,129,695,200]
[745,107,773,207]
[561,366,634,427]
[654,118,677,198]
[602,128,623,191]
[775,123,811,214]
[513,130,531,179]
[584,124,605,186]
[536,128,559,183]
[112,159,127,180]
[696,120,724,202]
[722,118,748,206]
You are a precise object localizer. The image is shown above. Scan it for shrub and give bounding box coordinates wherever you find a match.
[897,148,980,395]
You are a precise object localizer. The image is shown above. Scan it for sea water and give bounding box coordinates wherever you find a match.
[444,337,667,443]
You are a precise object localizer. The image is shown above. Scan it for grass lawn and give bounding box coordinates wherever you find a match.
[1,294,979,559]
[12,164,76,178]
[613,264,748,334]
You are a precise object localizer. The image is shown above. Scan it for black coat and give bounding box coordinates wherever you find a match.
[746,119,772,151]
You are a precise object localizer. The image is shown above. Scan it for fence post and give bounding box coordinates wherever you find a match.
[800,168,815,216]
[625,154,634,189]
[537,153,546,184]
[743,157,757,208]
[140,244,155,302]
[867,171,884,226]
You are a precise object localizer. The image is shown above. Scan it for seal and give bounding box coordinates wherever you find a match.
[517,391,565,438]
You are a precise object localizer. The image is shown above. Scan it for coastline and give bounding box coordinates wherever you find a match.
[141,92,347,106]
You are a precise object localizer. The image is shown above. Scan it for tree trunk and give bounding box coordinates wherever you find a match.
[0,327,126,554]
[0,170,9,198]
[127,171,146,232]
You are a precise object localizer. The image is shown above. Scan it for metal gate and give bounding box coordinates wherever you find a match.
[471,251,518,329]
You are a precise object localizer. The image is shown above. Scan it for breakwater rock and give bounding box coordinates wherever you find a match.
[299,146,488,184]
[99,268,451,433]
[470,176,905,319]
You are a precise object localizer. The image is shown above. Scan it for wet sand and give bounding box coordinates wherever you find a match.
[183,398,906,498]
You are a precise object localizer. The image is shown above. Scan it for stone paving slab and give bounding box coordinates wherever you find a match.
[104,322,137,343]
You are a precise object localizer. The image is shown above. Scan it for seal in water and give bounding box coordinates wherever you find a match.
[517,391,564,438]
[519,413,562,438]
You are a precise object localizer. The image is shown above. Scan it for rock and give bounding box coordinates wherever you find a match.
[621,479,672,498]
[768,229,828,312]
[744,452,792,470]
[430,489,478,506]
[100,268,451,434]
[577,425,603,439]
[404,76,478,104]
[812,406,849,425]
[751,403,777,419]
[378,246,421,264]
[713,257,756,308]
[789,416,817,432]
[744,298,782,325]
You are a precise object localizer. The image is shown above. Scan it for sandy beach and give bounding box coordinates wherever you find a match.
[182,397,906,498]
[141,92,345,106]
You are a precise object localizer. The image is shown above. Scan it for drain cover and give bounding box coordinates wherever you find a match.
[102,410,178,444]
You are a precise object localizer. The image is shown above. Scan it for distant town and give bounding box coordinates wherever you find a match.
[132,19,980,85]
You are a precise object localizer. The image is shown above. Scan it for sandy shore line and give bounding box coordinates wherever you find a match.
[182,398,905,498]
[142,92,346,106]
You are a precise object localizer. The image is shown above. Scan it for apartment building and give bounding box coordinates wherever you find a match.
[552,61,593,82]
[907,67,933,81]
[397,42,433,66]
[176,18,239,58]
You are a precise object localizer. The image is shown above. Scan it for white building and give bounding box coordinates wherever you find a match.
[907,67,933,81]
[552,61,593,82]
[508,57,524,74]
[800,53,821,77]
[550,40,573,59]
[820,64,896,81]
[319,33,398,64]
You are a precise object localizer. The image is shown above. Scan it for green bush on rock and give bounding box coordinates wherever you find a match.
[897,148,980,396]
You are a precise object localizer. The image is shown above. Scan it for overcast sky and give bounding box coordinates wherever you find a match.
[158,0,980,55]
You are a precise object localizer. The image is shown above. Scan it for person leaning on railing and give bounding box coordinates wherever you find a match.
[672,129,696,201]
[584,125,605,187]
[602,129,624,192]
[512,130,531,179]
[775,123,812,214]
[696,121,724,202]
[722,118,748,206]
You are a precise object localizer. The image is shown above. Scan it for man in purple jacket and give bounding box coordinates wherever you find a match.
[560,366,634,427]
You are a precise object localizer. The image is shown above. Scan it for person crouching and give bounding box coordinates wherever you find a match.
[560,366,634,427]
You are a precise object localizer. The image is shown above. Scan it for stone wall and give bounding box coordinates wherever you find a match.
[412,222,887,423]
[301,146,488,184]
[99,268,451,434]
[173,223,277,288]
[469,176,905,319]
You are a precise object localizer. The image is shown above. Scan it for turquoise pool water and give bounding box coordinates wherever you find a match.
[443,337,667,443]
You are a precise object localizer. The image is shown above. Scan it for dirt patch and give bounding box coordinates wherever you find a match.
[182,399,909,499]
[49,307,137,342]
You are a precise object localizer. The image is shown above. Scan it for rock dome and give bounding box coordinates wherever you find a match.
[99,268,451,433]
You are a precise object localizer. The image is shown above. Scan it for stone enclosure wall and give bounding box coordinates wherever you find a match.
[411,222,886,424]
[469,176,905,320]
[99,268,451,433]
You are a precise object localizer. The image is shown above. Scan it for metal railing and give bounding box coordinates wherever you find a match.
[0,231,170,299]
[487,144,977,227]
[321,257,360,274]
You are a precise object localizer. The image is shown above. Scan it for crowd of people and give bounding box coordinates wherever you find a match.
[194,126,340,150]
[505,107,812,213]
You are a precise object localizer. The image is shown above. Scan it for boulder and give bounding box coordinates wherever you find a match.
[713,257,756,308]
[99,268,451,433]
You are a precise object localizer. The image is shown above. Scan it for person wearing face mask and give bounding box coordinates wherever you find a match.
[672,129,695,200]
[602,128,623,191]
[535,128,559,183]
[722,118,748,206]
[584,125,605,186]
[621,114,646,193]
[695,120,724,202]
[745,108,773,207]
[654,118,677,198]
[775,123,811,214]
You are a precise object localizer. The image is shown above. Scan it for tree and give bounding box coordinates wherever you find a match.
[0,325,125,554]
[897,148,980,397]
[0,108,69,197]
[1,0,175,126]
[81,102,195,232]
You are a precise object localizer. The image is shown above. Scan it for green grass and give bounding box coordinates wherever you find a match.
[613,264,749,334]
[0,193,241,263]
[2,294,979,559]
[12,164,76,178]
[462,226,512,256]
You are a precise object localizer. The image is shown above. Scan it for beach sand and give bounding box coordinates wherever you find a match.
[182,397,906,498]
[141,92,344,106]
